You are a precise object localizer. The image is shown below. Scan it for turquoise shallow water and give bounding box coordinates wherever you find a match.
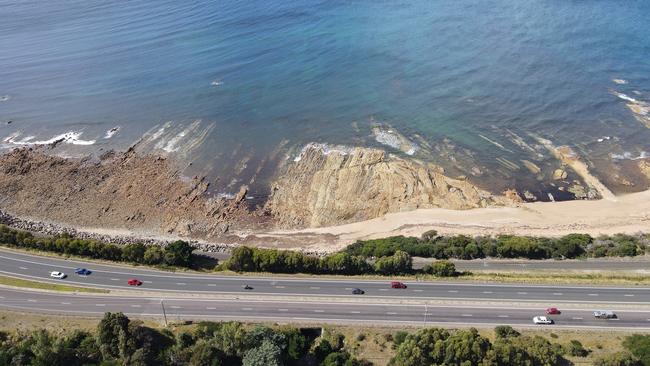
[1,1,649,198]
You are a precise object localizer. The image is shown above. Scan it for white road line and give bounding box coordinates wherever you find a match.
[624,294,634,297]
[207,284,217,287]
[171,306,181,309]
[386,312,397,315]
[206,307,216,310]
[143,281,152,284]
[275,286,286,289]
[461,314,473,317]
[448,290,458,293]
[242,308,253,311]
[131,305,141,308]
[344,288,352,290]
[572,317,583,320]
[379,289,388,291]
[96,304,105,307]
[0,296,4,299]
[350,311,361,314]
[413,289,423,292]
[176,283,186,286]
[588,294,599,296]
[498,315,509,318]
[314,310,324,313]
[517,292,527,295]
[110,278,119,281]
[18,266,27,270]
[482,291,493,294]
[553,293,563,295]
[310,287,320,290]
[278,309,289,312]
[60,302,70,305]
[27,299,36,302]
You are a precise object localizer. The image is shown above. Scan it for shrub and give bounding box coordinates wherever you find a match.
[426,260,456,277]
[494,325,520,339]
[566,339,589,357]
[623,334,650,366]
[593,351,642,366]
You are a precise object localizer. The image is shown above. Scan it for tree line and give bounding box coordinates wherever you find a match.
[218,246,459,277]
[0,312,368,366]
[1,316,647,366]
[346,230,649,260]
[0,225,195,268]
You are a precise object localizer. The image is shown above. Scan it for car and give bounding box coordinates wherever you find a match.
[352,288,365,295]
[391,281,407,289]
[243,285,253,290]
[50,271,66,279]
[533,316,553,325]
[74,268,92,276]
[127,279,143,286]
[594,311,617,319]
[545,307,561,315]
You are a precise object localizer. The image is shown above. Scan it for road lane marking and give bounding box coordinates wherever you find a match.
[553,293,563,295]
[461,314,473,317]
[143,281,152,284]
[27,299,37,302]
[448,290,458,293]
[171,306,181,309]
[207,284,217,287]
[206,307,216,310]
[96,304,105,307]
[242,308,252,311]
[350,311,361,314]
[624,294,634,297]
[386,312,397,315]
[278,309,288,312]
[588,294,599,296]
[517,292,527,295]
[110,278,119,281]
[413,289,423,292]
[572,317,583,320]
[482,291,493,294]
[0,296,4,299]
[176,283,187,286]
[379,289,388,291]
[498,315,509,318]
[310,287,320,290]
[131,305,141,308]
[19,266,27,270]
[314,310,324,313]
[345,288,352,290]
[275,286,286,289]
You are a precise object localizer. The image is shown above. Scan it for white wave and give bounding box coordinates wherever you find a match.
[4,131,96,146]
[217,192,236,199]
[610,151,649,160]
[104,126,120,139]
[612,79,628,85]
[211,80,223,86]
[612,91,638,103]
[597,136,611,142]
[158,129,187,153]
[294,142,354,162]
[373,128,419,155]
[0,95,10,102]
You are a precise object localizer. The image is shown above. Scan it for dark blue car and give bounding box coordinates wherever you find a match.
[74,268,92,276]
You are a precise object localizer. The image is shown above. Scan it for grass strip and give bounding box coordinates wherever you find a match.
[0,275,108,293]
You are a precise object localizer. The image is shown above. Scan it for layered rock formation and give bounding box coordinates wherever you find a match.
[0,147,258,238]
[267,144,506,228]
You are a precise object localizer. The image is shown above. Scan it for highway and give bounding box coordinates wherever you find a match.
[0,248,649,329]
[1,287,649,329]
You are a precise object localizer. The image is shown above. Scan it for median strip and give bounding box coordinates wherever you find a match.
[0,275,107,293]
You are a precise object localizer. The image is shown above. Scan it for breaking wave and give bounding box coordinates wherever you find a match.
[3,131,96,146]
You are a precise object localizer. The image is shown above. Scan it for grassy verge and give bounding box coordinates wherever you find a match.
[0,275,108,293]
[456,271,650,286]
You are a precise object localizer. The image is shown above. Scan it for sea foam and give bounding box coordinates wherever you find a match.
[3,131,96,146]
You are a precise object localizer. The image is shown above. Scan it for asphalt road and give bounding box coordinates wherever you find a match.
[0,249,649,304]
[1,287,649,329]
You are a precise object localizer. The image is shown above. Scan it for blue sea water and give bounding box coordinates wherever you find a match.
[1,1,649,198]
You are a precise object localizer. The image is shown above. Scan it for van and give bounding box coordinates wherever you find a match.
[391,281,407,289]
[593,311,617,319]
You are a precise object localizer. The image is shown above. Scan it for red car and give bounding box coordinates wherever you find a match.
[545,307,561,315]
[127,279,143,286]
[391,281,407,289]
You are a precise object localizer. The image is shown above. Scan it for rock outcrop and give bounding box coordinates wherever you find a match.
[0,147,260,238]
[267,144,506,228]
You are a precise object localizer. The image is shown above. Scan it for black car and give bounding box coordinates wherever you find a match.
[243,285,253,290]
[352,288,365,295]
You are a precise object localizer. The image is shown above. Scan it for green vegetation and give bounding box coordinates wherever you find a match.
[346,231,649,260]
[623,334,650,366]
[0,275,107,293]
[0,312,368,366]
[0,225,199,269]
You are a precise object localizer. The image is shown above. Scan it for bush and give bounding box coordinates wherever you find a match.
[494,325,520,339]
[623,334,650,366]
[566,339,589,357]
[425,260,457,277]
[594,351,642,366]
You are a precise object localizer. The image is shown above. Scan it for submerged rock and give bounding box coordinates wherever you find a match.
[552,169,568,180]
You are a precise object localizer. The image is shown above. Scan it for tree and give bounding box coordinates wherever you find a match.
[623,334,650,366]
[242,340,283,366]
[96,312,130,360]
[494,326,520,339]
[122,243,147,263]
[143,246,164,265]
[374,251,412,275]
[226,246,256,272]
[427,260,456,277]
[566,339,589,357]
[189,340,224,366]
[164,241,193,267]
[594,351,642,366]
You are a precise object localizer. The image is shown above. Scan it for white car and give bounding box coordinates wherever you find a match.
[50,271,66,279]
[533,316,553,325]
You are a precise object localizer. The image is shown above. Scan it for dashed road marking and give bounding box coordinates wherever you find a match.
[517,292,527,295]
[110,278,119,281]
[27,299,36,302]
[176,283,187,286]
[350,311,361,314]
[572,317,583,320]
[379,289,388,291]
[553,293,563,295]
[19,266,27,270]
[278,308,289,312]
[413,289,423,292]
[95,304,105,307]
[310,287,320,290]
[171,306,181,309]
[242,308,253,311]
[206,307,216,310]
[345,288,352,290]
[314,310,324,313]
[60,302,70,305]
[143,281,152,284]
[498,315,509,318]
[624,294,634,297]
[448,290,458,293]
[588,294,599,296]
[461,314,473,317]
[482,291,493,294]
[131,305,141,308]
[275,286,286,289]
[386,312,397,315]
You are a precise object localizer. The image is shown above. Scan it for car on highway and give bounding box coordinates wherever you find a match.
[74,268,92,276]
[352,288,365,295]
[533,316,553,325]
[594,310,617,319]
[127,279,143,286]
[545,307,561,315]
[243,285,253,290]
[50,271,66,279]
[391,281,407,289]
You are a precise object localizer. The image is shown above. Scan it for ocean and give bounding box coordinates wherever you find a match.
[1,0,649,199]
